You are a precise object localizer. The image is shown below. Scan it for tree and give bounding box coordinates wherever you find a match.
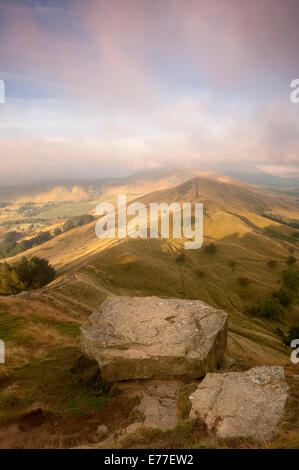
[4,231,21,243]
[0,257,56,295]
[34,231,52,244]
[267,259,277,268]
[14,257,56,289]
[53,227,62,237]
[0,264,24,295]
[283,268,299,291]
[62,214,94,232]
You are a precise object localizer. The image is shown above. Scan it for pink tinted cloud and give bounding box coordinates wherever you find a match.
[2,0,299,106]
[1,0,299,182]
[0,0,162,111]
[168,0,299,84]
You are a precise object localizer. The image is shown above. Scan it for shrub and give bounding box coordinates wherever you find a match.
[274,327,287,344]
[245,267,298,322]
[34,231,51,244]
[283,268,299,291]
[62,214,94,232]
[204,243,217,254]
[0,264,24,295]
[4,231,22,243]
[272,288,293,307]
[246,297,284,320]
[0,241,17,258]
[286,256,296,266]
[229,261,237,270]
[53,227,62,237]
[197,269,205,278]
[267,259,277,268]
[285,326,299,346]
[238,277,250,287]
[176,253,185,263]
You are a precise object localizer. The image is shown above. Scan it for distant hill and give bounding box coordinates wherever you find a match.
[225,170,299,187]
[3,172,297,263]
[1,168,298,204]
[0,180,108,203]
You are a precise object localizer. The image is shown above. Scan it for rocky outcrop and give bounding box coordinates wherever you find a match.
[189,366,289,441]
[79,296,290,445]
[80,296,227,382]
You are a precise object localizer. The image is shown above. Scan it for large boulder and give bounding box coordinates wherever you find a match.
[189,366,289,441]
[80,296,227,382]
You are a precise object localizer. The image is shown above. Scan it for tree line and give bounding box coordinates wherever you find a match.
[0,214,94,259]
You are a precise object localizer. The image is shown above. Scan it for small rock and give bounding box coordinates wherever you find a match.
[96,424,108,436]
[136,395,178,430]
[124,422,143,434]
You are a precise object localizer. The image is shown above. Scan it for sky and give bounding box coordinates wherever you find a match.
[0,0,299,184]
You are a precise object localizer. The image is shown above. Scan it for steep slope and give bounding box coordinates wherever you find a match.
[4,175,298,268]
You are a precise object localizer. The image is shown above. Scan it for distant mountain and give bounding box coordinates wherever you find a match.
[0,180,106,203]
[0,168,298,204]
[225,170,299,187]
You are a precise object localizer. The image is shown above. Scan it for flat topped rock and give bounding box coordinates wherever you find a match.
[189,366,289,441]
[80,296,227,382]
